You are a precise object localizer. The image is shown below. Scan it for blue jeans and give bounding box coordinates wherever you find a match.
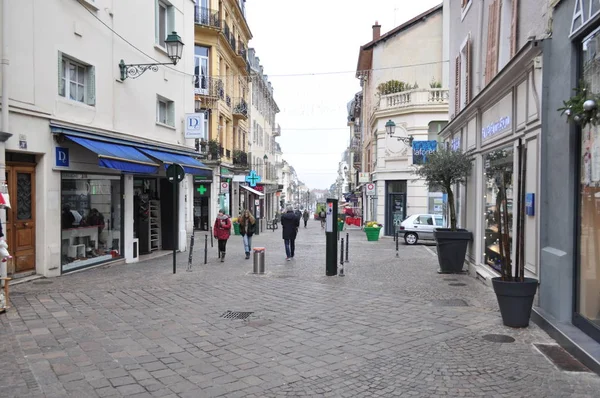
[284,239,295,258]
[243,234,252,253]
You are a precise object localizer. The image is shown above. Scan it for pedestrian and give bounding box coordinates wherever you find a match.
[239,209,256,260]
[213,209,232,262]
[302,209,309,228]
[319,207,326,229]
[281,206,299,261]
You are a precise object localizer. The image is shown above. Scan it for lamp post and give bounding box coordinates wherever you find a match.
[385,119,414,146]
[119,32,184,80]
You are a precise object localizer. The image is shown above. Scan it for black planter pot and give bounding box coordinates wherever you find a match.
[433,228,472,273]
[492,277,539,328]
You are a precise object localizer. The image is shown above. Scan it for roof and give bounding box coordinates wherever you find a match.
[355,3,442,76]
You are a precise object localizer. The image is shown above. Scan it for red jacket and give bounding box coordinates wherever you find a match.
[214,216,232,240]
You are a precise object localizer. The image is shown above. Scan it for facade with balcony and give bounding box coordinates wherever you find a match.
[355,5,449,236]
[193,0,251,222]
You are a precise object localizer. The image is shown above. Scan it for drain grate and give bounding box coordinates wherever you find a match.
[534,344,591,372]
[482,334,515,343]
[33,280,53,285]
[432,299,468,307]
[221,311,253,320]
[448,283,467,286]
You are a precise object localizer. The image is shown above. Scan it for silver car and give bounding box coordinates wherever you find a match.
[399,214,444,245]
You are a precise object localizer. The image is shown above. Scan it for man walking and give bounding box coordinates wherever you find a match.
[302,209,309,228]
[281,206,299,261]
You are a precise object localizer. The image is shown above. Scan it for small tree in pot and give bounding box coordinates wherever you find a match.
[413,145,474,273]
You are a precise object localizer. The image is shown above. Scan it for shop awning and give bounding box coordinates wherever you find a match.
[138,148,212,177]
[65,135,159,174]
[240,185,264,197]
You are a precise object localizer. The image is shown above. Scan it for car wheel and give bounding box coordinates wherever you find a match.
[404,232,418,245]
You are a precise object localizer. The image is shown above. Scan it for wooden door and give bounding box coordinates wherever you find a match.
[5,165,36,274]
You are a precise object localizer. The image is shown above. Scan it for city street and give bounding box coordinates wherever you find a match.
[2,220,600,398]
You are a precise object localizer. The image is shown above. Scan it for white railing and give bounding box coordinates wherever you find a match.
[378,88,449,111]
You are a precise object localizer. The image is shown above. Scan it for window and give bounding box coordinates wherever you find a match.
[156,96,174,126]
[454,37,472,116]
[461,0,472,20]
[194,46,210,95]
[156,0,174,48]
[58,52,95,106]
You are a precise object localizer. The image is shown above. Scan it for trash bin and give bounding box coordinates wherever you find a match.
[253,247,265,274]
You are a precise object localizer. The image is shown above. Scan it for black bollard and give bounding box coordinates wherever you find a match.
[345,233,349,263]
[210,227,213,248]
[339,238,345,276]
[395,231,399,258]
[204,235,208,265]
[187,233,195,272]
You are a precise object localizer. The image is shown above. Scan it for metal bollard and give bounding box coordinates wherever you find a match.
[204,235,208,265]
[187,233,195,272]
[339,238,345,277]
[210,227,213,248]
[253,247,266,274]
[395,231,399,258]
[345,233,349,263]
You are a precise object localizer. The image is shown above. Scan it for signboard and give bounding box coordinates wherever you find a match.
[184,113,206,139]
[220,182,229,191]
[245,170,261,187]
[325,202,334,232]
[366,183,375,196]
[56,147,69,167]
[412,140,437,165]
[166,163,185,183]
[358,172,370,183]
[481,93,513,141]
[525,193,535,216]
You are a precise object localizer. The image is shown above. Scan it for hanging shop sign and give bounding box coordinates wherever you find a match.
[358,172,370,183]
[412,140,437,165]
[245,170,261,187]
[184,113,206,139]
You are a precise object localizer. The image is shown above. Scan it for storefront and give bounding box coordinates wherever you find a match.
[193,176,211,231]
[538,0,600,369]
[440,40,542,282]
[52,125,211,274]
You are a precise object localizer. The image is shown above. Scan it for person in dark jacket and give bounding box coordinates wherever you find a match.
[302,209,309,228]
[281,206,300,261]
[238,209,256,259]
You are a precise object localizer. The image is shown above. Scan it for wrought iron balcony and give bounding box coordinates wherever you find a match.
[225,95,232,108]
[222,22,237,52]
[193,75,222,98]
[353,123,361,137]
[194,6,220,29]
[272,125,281,137]
[238,41,247,58]
[233,98,248,119]
[207,140,223,161]
[353,152,362,166]
[232,150,249,168]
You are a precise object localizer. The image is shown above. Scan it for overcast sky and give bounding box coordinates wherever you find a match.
[246,0,443,190]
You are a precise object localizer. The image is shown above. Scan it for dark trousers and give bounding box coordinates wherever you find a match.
[303,219,308,227]
[284,239,295,258]
[218,239,228,253]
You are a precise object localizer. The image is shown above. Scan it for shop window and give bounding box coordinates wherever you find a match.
[61,174,122,273]
[577,28,600,333]
[483,147,514,272]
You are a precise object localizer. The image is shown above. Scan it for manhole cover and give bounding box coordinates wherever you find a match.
[482,334,516,343]
[449,283,467,286]
[245,319,273,327]
[221,311,253,320]
[431,299,468,307]
[443,278,458,281]
[534,344,591,372]
[33,280,53,285]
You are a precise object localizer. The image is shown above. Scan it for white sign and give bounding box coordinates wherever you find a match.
[358,172,370,183]
[366,183,376,196]
[185,113,206,139]
[221,182,229,191]
[325,202,334,232]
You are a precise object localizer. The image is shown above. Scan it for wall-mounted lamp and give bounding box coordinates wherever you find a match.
[385,119,414,147]
[119,31,184,81]
[263,154,268,161]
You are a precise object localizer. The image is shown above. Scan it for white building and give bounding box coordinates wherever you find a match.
[0,0,205,277]
[355,4,449,236]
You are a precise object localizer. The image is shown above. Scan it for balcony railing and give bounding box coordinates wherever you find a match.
[232,150,249,168]
[194,6,220,28]
[233,98,248,118]
[222,22,237,52]
[353,152,362,166]
[272,125,281,137]
[194,76,222,98]
[208,140,223,161]
[238,41,247,58]
[353,123,361,137]
[378,88,449,112]
[225,95,232,108]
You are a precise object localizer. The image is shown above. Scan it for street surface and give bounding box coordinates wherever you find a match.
[2,220,600,397]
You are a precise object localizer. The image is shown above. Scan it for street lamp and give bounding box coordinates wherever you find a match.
[385,119,414,146]
[120,31,184,80]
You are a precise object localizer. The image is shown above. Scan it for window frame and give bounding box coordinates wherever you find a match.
[156,0,173,48]
[156,95,175,127]
[461,0,473,21]
[58,53,95,106]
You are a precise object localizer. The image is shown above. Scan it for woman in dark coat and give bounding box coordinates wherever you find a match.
[281,206,300,260]
[213,209,232,262]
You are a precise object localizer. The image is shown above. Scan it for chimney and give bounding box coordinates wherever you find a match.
[372,21,381,41]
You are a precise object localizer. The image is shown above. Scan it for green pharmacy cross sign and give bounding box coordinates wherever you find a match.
[196,185,207,195]
[245,170,261,187]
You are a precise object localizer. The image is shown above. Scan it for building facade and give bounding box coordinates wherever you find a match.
[356,5,449,236]
[536,0,600,372]
[0,0,207,278]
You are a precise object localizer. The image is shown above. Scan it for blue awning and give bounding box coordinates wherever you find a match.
[66,135,159,174]
[138,148,212,177]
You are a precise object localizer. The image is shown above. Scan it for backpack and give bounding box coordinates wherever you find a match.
[319,211,326,218]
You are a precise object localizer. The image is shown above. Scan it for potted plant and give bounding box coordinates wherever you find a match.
[489,142,538,328]
[364,221,382,241]
[413,145,474,273]
[231,217,240,235]
[337,217,344,232]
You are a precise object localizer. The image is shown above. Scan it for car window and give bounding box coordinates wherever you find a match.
[418,215,433,225]
[434,217,443,226]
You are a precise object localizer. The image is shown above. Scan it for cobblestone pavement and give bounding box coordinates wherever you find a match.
[2,220,600,397]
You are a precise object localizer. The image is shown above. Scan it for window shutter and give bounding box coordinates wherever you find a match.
[465,40,471,105]
[86,66,96,106]
[167,102,175,126]
[167,6,175,35]
[154,0,159,44]
[485,0,501,84]
[510,0,519,57]
[58,51,64,96]
[454,54,461,117]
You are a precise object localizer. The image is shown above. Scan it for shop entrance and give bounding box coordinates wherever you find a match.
[385,180,407,236]
[133,178,176,254]
[5,164,36,274]
[193,182,210,231]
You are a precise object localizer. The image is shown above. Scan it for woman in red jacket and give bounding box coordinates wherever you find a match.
[213,209,232,262]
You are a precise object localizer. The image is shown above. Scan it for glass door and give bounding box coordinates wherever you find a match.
[386,193,406,236]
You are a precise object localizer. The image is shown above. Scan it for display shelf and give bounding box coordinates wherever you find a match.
[149,200,161,252]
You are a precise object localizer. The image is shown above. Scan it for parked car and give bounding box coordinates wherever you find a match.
[399,214,444,245]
